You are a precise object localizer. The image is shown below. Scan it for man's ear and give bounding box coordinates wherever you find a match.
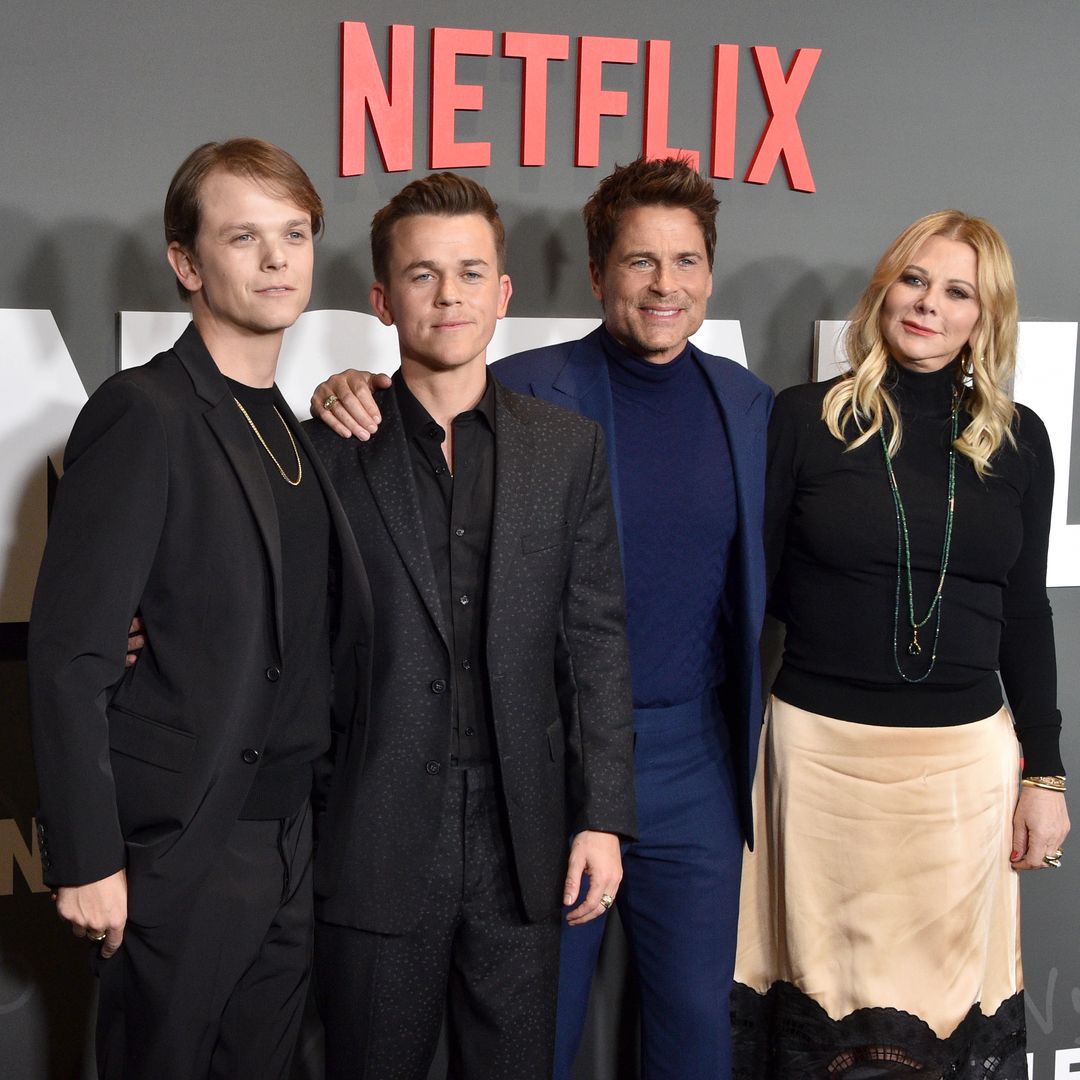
[496,274,513,319]
[369,281,395,327]
[167,242,202,295]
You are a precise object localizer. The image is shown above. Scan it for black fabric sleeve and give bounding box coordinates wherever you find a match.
[763,386,806,618]
[28,376,170,886]
[997,405,1064,776]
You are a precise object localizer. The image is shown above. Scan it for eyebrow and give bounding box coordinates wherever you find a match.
[401,257,491,273]
[624,249,703,261]
[905,263,976,291]
[216,218,310,236]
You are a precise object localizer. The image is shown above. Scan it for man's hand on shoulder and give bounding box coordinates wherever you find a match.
[125,615,145,667]
[310,370,391,440]
[55,868,128,958]
[564,830,623,926]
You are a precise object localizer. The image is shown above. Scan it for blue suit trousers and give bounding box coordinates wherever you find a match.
[555,689,743,1080]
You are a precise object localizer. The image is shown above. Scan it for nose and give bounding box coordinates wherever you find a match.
[263,239,287,271]
[914,287,940,314]
[650,261,676,295]
[436,277,461,305]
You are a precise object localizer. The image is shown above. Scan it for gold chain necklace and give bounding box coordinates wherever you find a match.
[233,398,302,487]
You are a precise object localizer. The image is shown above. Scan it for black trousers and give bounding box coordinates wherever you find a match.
[316,765,562,1080]
[95,800,313,1080]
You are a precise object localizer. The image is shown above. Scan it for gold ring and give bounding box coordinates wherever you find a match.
[87,930,107,942]
[1043,854,1062,869]
[323,395,339,410]
[600,893,614,911]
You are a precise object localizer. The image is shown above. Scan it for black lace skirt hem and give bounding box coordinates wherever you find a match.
[731,981,1027,1080]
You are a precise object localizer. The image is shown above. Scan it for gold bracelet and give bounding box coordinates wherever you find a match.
[1021,775,1067,792]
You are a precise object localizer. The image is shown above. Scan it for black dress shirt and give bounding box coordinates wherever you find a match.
[394,371,495,766]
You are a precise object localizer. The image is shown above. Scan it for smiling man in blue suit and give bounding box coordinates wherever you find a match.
[312,156,772,1080]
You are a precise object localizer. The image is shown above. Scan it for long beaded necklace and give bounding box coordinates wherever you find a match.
[879,395,959,683]
[233,398,303,486]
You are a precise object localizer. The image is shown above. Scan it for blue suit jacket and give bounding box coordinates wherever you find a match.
[492,326,772,844]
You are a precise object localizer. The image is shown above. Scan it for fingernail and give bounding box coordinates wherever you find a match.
[1010,851,1020,860]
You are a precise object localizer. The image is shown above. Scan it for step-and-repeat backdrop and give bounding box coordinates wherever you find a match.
[2,3,1078,1076]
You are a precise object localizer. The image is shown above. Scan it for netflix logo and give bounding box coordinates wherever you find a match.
[341,22,821,192]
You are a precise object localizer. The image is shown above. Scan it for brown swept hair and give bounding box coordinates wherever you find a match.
[823,210,1019,476]
[370,172,506,283]
[164,138,324,300]
[583,157,718,271]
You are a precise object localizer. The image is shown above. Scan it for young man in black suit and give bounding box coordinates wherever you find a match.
[29,139,371,1079]
[307,173,636,1080]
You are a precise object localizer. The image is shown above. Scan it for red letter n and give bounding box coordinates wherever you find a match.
[341,22,414,176]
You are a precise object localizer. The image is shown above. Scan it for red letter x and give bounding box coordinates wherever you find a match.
[744,46,820,193]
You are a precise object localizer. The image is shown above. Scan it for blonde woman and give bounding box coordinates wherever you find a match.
[733,211,1069,1078]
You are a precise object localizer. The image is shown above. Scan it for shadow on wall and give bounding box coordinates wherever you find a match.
[0,661,97,1080]
[504,207,596,320]
[13,209,181,394]
[713,256,867,389]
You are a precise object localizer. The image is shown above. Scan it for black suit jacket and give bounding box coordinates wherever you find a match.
[307,380,636,933]
[29,324,372,923]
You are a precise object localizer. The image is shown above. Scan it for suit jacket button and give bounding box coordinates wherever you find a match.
[430,679,447,694]
[425,760,441,775]
[266,666,281,682]
[242,748,260,764]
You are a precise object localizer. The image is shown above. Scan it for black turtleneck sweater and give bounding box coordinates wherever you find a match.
[766,361,1063,776]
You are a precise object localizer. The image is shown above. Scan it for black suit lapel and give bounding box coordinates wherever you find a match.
[358,392,450,649]
[174,324,286,656]
[486,386,533,629]
[288,407,374,643]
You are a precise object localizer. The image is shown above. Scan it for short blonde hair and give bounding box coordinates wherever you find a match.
[823,210,1018,475]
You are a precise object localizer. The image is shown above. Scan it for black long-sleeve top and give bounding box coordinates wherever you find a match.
[766,360,1063,776]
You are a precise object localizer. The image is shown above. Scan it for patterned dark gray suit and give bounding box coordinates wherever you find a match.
[307,378,636,1079]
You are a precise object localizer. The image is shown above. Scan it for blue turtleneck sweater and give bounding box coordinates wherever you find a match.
[601,328,737,710]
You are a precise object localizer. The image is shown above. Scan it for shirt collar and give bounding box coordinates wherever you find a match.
[393,369,496,443]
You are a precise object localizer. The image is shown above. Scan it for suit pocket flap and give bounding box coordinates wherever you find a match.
[108,706,196,773]
[521,522,569,554]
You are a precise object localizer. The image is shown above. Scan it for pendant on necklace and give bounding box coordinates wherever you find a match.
[908,628,922,657]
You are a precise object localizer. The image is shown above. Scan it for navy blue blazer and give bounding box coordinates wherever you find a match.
[492,326,772,844]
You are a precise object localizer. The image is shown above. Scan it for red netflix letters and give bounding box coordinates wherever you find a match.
[340,22,821,193]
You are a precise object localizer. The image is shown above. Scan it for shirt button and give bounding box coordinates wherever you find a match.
[464,727,475,737]
[455,527,465,537]
[461,659,471,671]
[430,679,447,694]
[265,666,281,682]
[459,594,470,606]
[425,760,442,775]
[242,748,260,764]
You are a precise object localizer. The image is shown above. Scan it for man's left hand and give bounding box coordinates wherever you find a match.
[564,830,622,925]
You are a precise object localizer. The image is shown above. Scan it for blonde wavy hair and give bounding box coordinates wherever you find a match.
[822,210,1018,476]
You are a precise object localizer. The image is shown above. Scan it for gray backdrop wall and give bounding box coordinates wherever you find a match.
[2,2,1078,1076]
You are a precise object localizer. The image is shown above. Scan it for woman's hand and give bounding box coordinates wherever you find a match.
[1010,786,1070,870]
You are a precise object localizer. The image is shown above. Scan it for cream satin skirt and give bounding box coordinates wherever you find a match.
[733,697,1026,1078]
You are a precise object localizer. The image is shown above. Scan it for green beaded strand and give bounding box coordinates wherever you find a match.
[879,400,960,683]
